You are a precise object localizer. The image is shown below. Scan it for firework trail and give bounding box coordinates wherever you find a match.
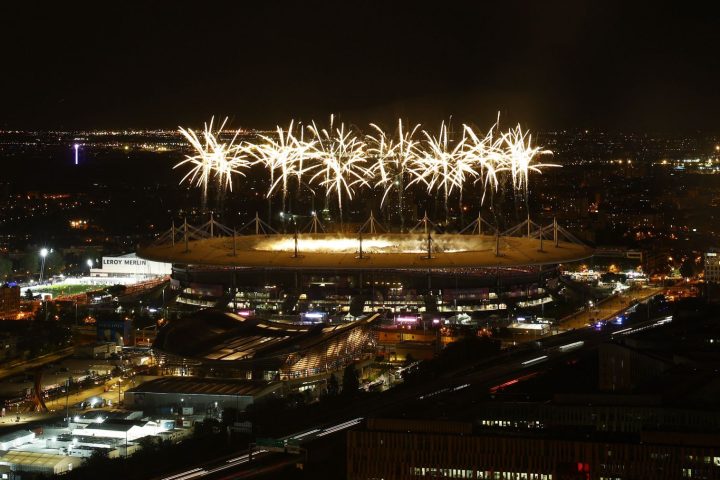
[176,117,250,208]
[307,115,370,222]
[176,114,557,227]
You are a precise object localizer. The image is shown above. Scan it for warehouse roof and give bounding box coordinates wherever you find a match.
[125,377,278,397]
[0,450,72,468]
[0,430,33,443]
[82,419,149,432]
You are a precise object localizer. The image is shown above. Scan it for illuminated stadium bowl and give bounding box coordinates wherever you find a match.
[138,232,593,271]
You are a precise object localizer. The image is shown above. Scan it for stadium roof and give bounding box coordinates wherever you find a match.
[138,233,593,271]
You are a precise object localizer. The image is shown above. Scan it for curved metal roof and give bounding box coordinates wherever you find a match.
[139,233,593,271]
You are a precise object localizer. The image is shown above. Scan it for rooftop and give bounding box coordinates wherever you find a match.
[138,233,593,271]
[153,310,378,366]
[0,430,33,442]
[125,377,277,397]
[0,450,71,468]
[81,419,150,432]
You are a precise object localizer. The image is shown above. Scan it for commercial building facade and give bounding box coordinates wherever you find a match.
[90,253,171,278]
[124,377,283,414]
[0,284,20,319]
[347,419,720,480]
[706,250,720,283]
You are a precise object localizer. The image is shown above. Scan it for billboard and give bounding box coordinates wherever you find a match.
[96,254,171,276]
[97,317,132,345]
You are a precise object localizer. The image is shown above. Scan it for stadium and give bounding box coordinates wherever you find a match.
[138,215,592,390]
[137,116,594,389]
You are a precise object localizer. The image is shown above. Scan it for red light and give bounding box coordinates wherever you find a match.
[489,372,540,393]
[489,379,518,393]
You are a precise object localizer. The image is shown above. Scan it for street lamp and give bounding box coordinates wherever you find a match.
[86,259,93,275]
[39,248,49,283]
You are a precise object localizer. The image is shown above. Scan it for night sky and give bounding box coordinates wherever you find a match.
[2,1,719,132]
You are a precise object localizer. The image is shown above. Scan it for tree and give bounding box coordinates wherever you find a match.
[0,256,12,280]
[34,300,57,321]
[326,373,339,396]
[106,284,127,295]
[680,258,695,279]
[19,248,65,278]
[221,407,240,426]
[19,251,38,276]
[341,364,360,396]
[43,250,66,277]
[82,447,111,473]
[24,288,35,300]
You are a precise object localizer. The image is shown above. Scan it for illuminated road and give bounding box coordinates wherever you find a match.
[559,286,662,330]
[156,417,366,479]
[157,450,271,480]
[0,375,148,429]
[0,347,74,382]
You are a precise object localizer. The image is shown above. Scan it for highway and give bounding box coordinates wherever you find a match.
[0,346,74,382]
[559,286,662,330]
[155,418,372,480]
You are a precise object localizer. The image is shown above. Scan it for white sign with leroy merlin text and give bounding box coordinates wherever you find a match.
[101,255,172,275]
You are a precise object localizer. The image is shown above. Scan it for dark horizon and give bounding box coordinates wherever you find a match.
[2,1,720,133]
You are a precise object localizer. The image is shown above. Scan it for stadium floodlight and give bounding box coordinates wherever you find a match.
[39,248,49,283]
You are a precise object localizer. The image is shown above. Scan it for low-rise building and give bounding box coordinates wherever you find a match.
[0,284,20,319]
[0,430,34,451]
[76,419,166,442]
[124,377,283,414]
[90,253,171,279]
[706,249,720,283]
[348,418,720,480]
[0,450,83,477]
[75,342,121,359]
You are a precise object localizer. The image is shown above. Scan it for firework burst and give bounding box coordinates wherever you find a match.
[250,121,316,207]
[460,120,505,203]
[175,114,557,225]
[307,115,370,218]
[175,117,250,207]
[406,121,469,219]
[499,124,557,195]
[367,119,421,208]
